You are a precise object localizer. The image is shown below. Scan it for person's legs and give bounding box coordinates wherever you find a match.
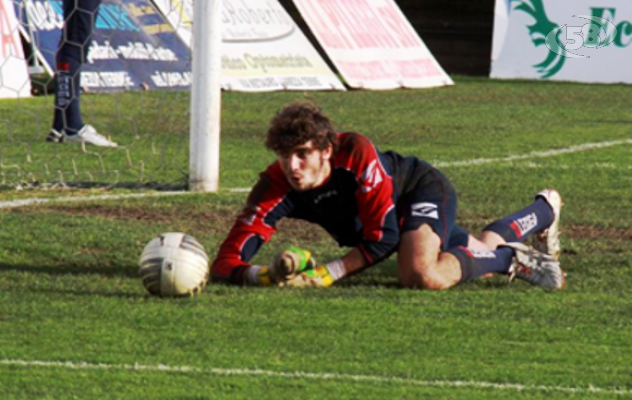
[482,194,555,244]
[398,224,461,290]
[471,189,562,260]
[49,0,116,147]
[396,170,515,289]
[51,0,101,135]
[398,224,516,290]
[398,224,565,290]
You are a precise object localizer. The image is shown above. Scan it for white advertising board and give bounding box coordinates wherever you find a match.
[492,0,632,83]
[0,0,31,98]
[492,0,510,61]
[152,0,345,91]
[292,0,453,90]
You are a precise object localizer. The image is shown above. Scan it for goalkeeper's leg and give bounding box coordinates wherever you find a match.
[397,224,517,290]
[398,224,564,290]
[479,189,559,253]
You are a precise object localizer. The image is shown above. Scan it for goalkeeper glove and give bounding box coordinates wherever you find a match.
[269,246,316,281]
[279,259,346,288]
[280,266,335,288]
[245,246,316,286]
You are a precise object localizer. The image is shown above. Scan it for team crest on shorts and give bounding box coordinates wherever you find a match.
[411,202,438,219]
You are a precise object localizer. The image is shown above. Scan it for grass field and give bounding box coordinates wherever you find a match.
[1,76,631,399]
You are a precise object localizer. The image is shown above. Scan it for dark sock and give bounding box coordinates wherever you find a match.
[52,59,84,134]
[483,198,554,242]
[449,246,514,283]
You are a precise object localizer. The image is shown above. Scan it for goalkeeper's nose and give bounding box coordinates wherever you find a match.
[290,154,303,171]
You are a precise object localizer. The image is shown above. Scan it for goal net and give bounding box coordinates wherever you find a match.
[0,0,200,191]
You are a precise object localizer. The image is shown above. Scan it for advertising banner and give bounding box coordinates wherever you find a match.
[151,0,192,47]
[14,0,191,91]
[492,0,510,61]
[0,0,31,98]
[292,0,453,90]
[492,0,632,83]
[152,0,345,92]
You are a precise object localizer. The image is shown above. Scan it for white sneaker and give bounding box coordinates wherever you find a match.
[534,189,562,260]
[503,242,565,290]
[64,124,118,147]
[48,125,118,147]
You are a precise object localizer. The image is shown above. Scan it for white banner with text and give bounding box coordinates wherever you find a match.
[492,0,632,83]
[292,0,453,90]
[152,0,345,91]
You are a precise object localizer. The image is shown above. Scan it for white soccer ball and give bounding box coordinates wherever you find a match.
[139,232,210,297]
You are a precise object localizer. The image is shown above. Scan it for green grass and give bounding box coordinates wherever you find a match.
[1,76,632,399]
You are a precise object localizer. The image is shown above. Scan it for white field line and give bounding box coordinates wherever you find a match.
[1,359,630,396]
[480,162,632,170]
[0,191,191,209]
[432,138,632,168]
[0,139,629,209]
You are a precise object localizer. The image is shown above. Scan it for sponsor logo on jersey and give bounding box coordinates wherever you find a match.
[511,213,538,238]
[411,202,438,219]
[314,190,338,204]
[360,160,383,193]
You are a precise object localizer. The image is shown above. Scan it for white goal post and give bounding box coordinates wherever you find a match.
[189,0,222,192]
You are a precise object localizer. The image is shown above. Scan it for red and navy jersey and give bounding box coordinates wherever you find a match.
[211,132,436,284]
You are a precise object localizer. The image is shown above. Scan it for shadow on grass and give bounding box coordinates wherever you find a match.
[0,261,138,278]
[26,286,146,299]
[332,260,516,291]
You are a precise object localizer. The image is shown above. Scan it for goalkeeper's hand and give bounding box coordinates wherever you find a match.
[279,265,336,288]
[269,246,316,281]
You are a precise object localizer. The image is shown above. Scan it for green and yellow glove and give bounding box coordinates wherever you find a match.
[269,246,316,281]
[279,265,336,288]
[245,246,316,286]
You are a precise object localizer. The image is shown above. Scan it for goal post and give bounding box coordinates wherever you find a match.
[189,0,222,192]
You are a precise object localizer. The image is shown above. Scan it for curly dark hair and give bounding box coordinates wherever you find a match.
[266,102,339,155]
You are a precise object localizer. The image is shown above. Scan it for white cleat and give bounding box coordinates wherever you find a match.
[535,188,562,260]
[503,242,565,290]
[47,124,118,147]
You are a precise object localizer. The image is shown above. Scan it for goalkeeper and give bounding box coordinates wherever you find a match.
[46,0,117,147]
[211,102,565,290]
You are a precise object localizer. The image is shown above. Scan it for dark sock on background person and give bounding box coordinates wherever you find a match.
[53,58,84,134]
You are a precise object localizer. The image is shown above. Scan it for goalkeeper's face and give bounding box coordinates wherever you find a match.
[278,140,333,192]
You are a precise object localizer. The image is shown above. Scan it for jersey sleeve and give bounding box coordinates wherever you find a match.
[338,133,400,264]
[211,165,293,284]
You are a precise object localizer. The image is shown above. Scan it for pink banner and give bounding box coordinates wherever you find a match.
[293,0,453,89]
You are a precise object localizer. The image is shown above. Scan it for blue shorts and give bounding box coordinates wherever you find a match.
[396,169,469,251]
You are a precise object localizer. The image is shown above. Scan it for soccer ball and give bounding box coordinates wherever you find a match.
[139,232,210,297]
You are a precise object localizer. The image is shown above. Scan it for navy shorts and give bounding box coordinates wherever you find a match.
[397,169,469,251]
